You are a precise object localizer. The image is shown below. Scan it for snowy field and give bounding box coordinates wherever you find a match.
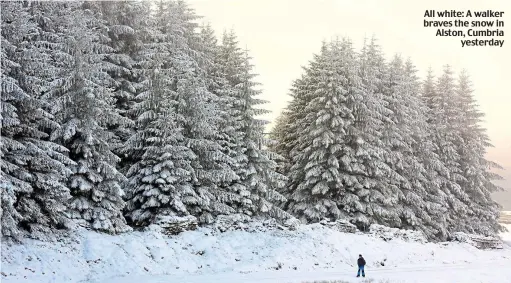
[2,222,511,283]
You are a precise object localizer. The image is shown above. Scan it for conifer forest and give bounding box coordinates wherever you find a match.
[1,0,505,243]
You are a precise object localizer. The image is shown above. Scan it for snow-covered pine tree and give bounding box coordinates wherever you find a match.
[1,1,75,240]
[279,43,331,204]
[384,55,448,239]
[123,66,197,226]
[361,37,416,230]
[285,41,346,222]
[454,71,504,235]
[155,2,235,223]
[212,31,253,218]
[422,66,471,234]
[193,24,243,223]
[214,30,289,220]
[236,50,289,219]
[286,38,393,227]
[42,2,130,234]
[1,1,36,239]
[83,1,148,171]
[123,0,214,226]
[333,37,403,229]
[419,69,458,240]
[402,60,450,240]
[216,30,251,202]
[1,1,31,239]
[157,0,245,224]
[268,112,292,176]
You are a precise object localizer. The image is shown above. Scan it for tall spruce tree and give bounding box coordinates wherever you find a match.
[217,30,250,199]
[237,51,289,219]
[1,1,75,239]
[268,112,292,175]
[124,0,194,225]
[384,55,448,239]
[84,1,148,171]
[169,4,244,223]
[43,2,130,233]
[422,66,471,234]
[404,60,450,239]
[1,1,32,239]
[454,71,504,235]
[286,41,347,222]
[286,38,396,227]
[123,67,197,225]
[194,24,242,223]
[277,43,330,204]
[123,0,224,225]
[356,38,402,228]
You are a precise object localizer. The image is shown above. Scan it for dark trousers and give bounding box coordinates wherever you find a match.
[357,265,365,277]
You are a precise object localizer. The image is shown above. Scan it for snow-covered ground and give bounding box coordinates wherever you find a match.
[2,223,511,283]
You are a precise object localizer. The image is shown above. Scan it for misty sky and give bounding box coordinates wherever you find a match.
[187,0,511,209]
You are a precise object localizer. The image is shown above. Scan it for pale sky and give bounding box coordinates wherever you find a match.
[187,0,511,209]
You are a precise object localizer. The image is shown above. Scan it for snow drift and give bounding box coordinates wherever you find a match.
[2,222,511,283]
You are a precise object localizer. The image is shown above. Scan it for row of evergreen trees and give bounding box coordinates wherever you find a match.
[1,0,503,242]
[1,0,289,241]
[270,38,504,240]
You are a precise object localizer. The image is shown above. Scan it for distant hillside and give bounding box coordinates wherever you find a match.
[494,188,511,210]
[492,171,511,210]
[501,211,511,224]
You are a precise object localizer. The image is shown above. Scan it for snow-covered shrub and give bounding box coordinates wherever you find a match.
[368,224,427,243]
[247,218,279,232]
[319,219,358,233]
[283,217,301,231]
[452,232,503,249]
[213,214,251,232]
[211,214,295,233]
[153,215,198,235]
